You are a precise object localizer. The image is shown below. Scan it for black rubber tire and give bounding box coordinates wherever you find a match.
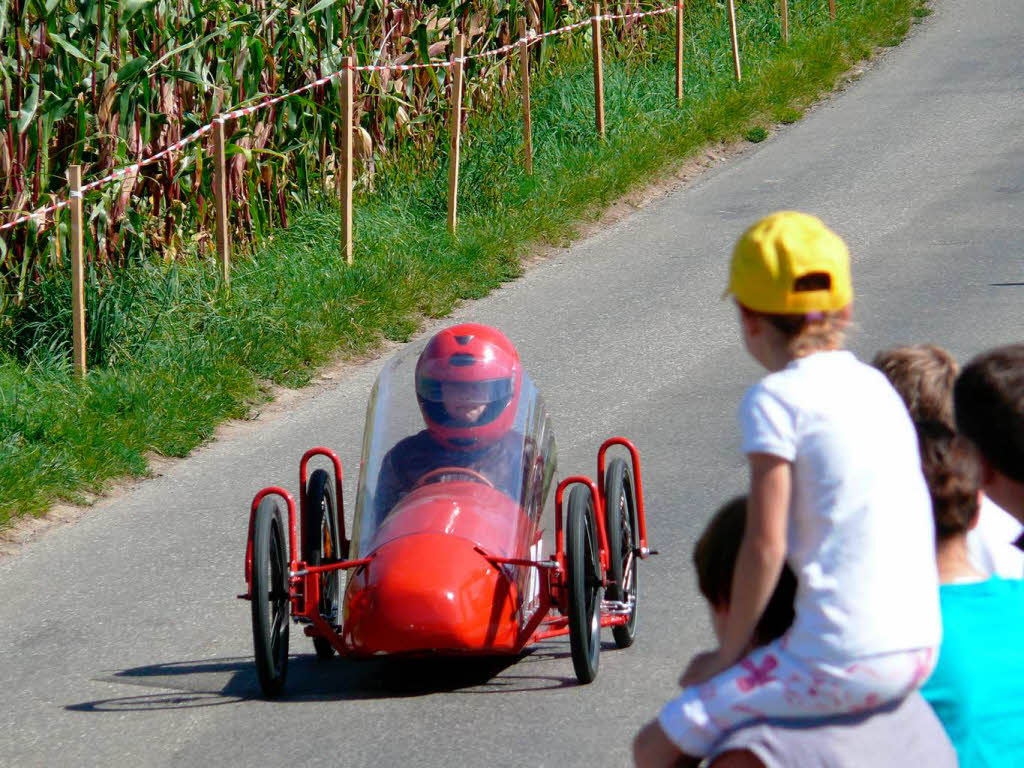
[303,468,340,660]
[604,458,639,649]
[251,496,290,698]
[566,485,602,684]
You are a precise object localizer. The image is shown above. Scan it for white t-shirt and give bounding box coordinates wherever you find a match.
[967,495,1024,578]
[740,350,941,663]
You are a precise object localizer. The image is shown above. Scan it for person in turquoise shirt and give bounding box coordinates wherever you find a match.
[917,420,1024,767]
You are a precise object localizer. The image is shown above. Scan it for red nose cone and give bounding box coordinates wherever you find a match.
[343,533,519,655]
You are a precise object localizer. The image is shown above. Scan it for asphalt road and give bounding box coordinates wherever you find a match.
[2,0,1021,765]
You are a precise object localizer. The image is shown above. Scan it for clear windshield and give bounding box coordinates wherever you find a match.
[351,339,557,559]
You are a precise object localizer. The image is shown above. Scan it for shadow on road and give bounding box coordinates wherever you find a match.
[65,642,592,711]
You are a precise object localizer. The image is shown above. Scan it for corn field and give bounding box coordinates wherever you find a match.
[0,0,668,314]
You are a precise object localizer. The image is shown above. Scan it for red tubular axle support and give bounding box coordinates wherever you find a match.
[597,437,650,556]
[297,557,372,576]
[244,486,298,592]
[299,447,347,555]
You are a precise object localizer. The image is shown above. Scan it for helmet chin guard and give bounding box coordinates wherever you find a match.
[415,323,522,450]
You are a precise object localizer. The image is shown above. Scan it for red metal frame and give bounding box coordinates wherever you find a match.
[597,437,650,556]
[242,437,648,660]
[244,486,297,595]
[299,447,347,555]
[554,476,610,574]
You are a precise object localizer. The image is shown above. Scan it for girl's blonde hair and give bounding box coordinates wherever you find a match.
[752,309,848,357]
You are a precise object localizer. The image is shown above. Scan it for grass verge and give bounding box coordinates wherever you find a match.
[0,0,920,527]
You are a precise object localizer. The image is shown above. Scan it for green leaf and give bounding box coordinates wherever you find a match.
[226,143,252,163]
[17,85,39,135]
[163,69,205,86]
[249,147,289,161]
[49,33,90,62]
[415,23,442,95]
[122,0,158,21]
[117,55,150,84]
[305,0,340,15]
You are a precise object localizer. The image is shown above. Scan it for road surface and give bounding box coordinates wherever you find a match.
[1,0,1021,765]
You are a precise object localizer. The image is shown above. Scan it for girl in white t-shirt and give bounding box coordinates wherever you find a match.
[653,212,942,763]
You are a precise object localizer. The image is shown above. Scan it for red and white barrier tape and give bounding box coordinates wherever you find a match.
[0,198,71,233]
[0,5,674,233]
[78,123,215,195]
[355,59,455,72]
[606,6,676,22]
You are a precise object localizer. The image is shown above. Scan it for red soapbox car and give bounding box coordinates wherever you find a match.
[240,334,654,697]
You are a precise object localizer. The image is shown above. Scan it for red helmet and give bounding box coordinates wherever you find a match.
[415,324,522,450]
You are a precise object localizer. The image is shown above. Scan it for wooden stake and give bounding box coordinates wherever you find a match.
[829,0,836,20]
[447,34,466,234]
[519,18,533,175]
[727,0,742,83]
[675,0,684,105]
[212,117,230,283]
[69,165,86,378]
[781,0,789,44]
[340,55,354,265]
[591,2,605,137]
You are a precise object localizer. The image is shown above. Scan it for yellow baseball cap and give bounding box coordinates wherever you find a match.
[725,211,853,314]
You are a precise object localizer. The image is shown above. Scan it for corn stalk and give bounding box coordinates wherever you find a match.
[0,0,663,305]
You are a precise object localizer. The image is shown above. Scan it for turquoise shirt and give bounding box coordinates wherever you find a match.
[921,578,1024,768]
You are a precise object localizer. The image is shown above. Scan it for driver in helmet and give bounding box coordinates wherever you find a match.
[374,323,528,517]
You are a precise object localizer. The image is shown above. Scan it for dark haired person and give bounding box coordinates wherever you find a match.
[874,344,1023,577]
[634,497,955,768]
[954,343,1024,530]
[917,421,1024,767]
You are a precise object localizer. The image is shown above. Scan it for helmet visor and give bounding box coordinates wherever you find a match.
[417,377,516,428]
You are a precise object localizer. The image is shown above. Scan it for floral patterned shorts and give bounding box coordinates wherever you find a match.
[658,641,937,756]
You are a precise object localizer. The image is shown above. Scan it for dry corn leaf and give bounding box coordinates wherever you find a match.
[355,126,373,158]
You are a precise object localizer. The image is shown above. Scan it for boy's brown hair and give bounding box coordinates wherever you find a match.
[693,496,797,647]
[954,344,1024,484]
[873,344,959,427]
[916,420,982,541]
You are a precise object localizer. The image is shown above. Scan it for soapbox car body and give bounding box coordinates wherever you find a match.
[241,340,652,697]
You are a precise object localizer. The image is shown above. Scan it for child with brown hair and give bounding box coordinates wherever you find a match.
[916,420,1024,767]
[873,344,1024,577]
[653,212,941,764]
[872,344,959,427]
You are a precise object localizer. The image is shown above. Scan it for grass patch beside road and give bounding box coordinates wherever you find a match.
[0,0,919,526]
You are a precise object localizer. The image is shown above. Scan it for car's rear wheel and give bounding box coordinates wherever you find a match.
[604,458,639,648]
[303,468,340,660]
[566,485,602,684]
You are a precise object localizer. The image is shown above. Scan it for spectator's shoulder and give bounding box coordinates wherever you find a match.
[995,577,1024,597]
[740,375,781,411]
